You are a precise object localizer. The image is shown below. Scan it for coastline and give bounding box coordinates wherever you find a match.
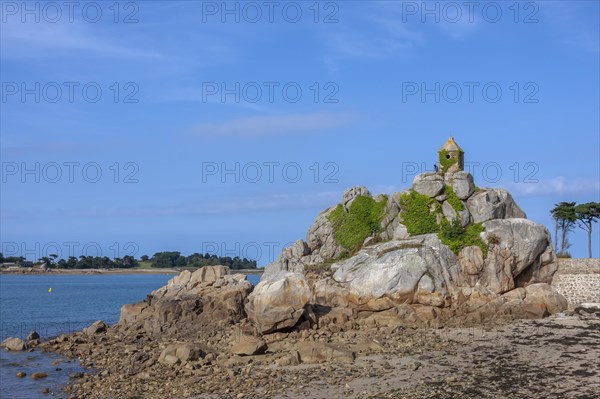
[0,267,263,276]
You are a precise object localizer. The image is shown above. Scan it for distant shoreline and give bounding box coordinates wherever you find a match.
[0,267,263,276]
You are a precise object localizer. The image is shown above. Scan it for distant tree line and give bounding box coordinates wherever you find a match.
[0,255,26,264]
[551,201,600,258]
[145,252,256,270]
[0,251,257,270]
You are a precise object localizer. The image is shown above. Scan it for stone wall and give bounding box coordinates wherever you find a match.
[551,258,600,308]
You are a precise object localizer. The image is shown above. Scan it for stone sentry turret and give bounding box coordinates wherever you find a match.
[438,136,464,174]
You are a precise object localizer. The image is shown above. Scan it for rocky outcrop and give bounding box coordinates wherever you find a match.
[307,217,565,327]
[119,266,252,339]
[254,170,564,333]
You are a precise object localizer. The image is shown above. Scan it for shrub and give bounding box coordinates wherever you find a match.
[399,191,440,235]
[487,233,500,245]
[327,195,387,252]
[438,218,488,256]
[445,186,464,211]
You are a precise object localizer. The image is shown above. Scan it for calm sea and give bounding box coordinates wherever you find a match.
[0,273,261,399]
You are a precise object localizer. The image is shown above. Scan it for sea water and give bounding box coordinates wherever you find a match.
[0,273,261,398]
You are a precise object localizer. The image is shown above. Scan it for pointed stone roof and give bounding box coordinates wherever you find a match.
[439,136,463,152]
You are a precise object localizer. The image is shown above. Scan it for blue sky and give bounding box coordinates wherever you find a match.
[1,1,599,264]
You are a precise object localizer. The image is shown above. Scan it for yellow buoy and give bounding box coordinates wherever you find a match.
[48,288,52,293]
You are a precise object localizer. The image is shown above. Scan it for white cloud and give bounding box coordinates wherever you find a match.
[540,2,600,54]
[2,190,342,219]
[504,177,600,197]
[1,21,161,59]
[188,112,356,137]
[323,14,424,61]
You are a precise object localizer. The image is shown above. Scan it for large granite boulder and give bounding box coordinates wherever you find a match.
[1,337,27,351]
[245,271,311,334]
[324,236,458,308]
[444,171,475,200]
[466,189,526,223]
[478,218,551,293]
[412,173,445,197]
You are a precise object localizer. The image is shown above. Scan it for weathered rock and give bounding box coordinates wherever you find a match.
[458,246,484,287]
[306,206,345,261]
[27,331,40,341]
[176,343,206,362]
[1,337,27,351]
[575,303,600,315]
[31,372,48,379]
[188,265,229,287]
[412,173,445,198]
[119,302,149,324]
[158,343,206,366]
[119,266,253,340]
[158,345,181,366]
[84,320,107,335]
[483,218,550,287]
[392,222,410,240]
[245,272,311,334]
[524,283,568,315]
[230,336,267,356]
[297,342,355,364]
[276,351,300,366]
[379,192,402,241]
[466,189,526,223]
[16,372,26,378]
[445,171,475,200]
[442,201,470,227]
[153,266,230,299]
[343,186,371,210]
[324,236,458,308]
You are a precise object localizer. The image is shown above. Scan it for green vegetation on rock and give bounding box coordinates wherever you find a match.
[438,219,488,256]
[328,196,387,252]
[445,186,464,211]
[399,191,440,235]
